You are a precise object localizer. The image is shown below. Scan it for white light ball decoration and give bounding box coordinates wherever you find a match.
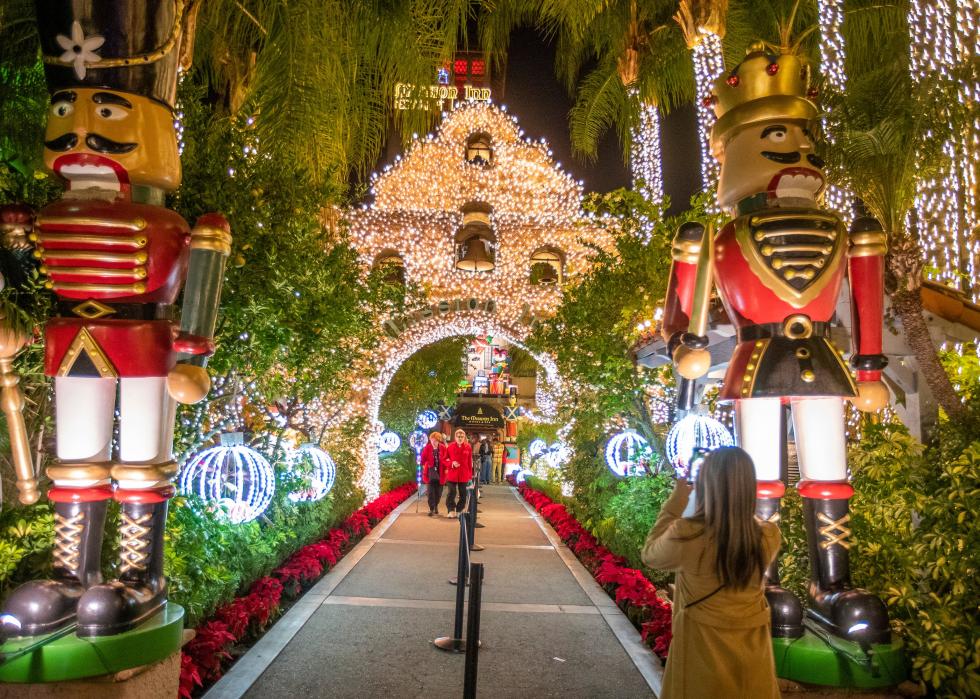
[409,429,428,453]
[416,410,439,429]
[378,430,401,454]
[665,414,735,478]
[179,433,275,524]
[544,442,571,470]
[528,439,547,457]
[286,443,336,503]
[604,431,652,478]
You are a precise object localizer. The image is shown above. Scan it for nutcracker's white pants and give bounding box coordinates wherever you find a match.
[53,376,176,487]
[735,396,848,483]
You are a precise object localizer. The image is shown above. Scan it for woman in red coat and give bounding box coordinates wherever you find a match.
[444,429,473,517]
[420,432,449,516]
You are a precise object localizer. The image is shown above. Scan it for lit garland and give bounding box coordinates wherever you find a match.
[907,0,979,297]
[286,443,337,503]
[692,32,726,193]
[179,433,276,524]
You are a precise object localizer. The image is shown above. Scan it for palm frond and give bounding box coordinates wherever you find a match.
[568,59,631,161]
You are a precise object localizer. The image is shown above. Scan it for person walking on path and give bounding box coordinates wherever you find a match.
[479,436,493,486]
[470,433,482,499]
[491,436,505,483]
[445,429,473,517]
[641,447,781,699]
[420,432,449,516]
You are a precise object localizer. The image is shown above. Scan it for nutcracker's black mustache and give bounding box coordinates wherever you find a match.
[43,132,137,154]
[761,151,825,168]
[44,132,78,151]
[84,134,137,154]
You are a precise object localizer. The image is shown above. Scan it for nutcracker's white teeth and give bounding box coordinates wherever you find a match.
[774,172,822,201]
[57,163,121,191]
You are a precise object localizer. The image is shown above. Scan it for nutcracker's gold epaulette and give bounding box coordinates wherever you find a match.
[848,228,887,258]
[671,224,704,264]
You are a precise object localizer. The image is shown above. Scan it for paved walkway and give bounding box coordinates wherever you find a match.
[205,485,662,698]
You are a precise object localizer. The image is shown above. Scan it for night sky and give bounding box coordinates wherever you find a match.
[376,28,701,216]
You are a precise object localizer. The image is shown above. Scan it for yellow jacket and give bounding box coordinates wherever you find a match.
[642,482,781,699]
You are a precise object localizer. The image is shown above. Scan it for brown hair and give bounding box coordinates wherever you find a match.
[690,447,767,590]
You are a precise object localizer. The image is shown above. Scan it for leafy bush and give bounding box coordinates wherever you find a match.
[594,472,674,587]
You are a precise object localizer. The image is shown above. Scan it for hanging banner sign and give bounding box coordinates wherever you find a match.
[455,404,504,429]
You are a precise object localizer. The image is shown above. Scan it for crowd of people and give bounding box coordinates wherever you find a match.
[419,430,505,517]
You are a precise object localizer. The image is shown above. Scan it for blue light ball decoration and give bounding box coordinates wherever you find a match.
[528,439,547,458]
[286,443,336,503]
[416,410,439,429]
[409,429,428,453]
[604,431,652,477]
[378,430,401,454]
[179,432,275,524]
[665,414,735,478]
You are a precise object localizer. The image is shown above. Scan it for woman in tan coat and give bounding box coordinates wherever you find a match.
[642,447,781,699]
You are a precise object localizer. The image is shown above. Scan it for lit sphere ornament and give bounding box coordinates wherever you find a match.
[665,414,734,478]
[544,442,571,470]
[378,430,401,454]
[409,430,428,453]
[286,443,336,503]
[179,433,275,524]
[416,410,439,429]
[528,439,547,457]
[604,431,652,477]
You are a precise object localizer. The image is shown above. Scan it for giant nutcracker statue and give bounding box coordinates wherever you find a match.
[663,42,903,681]
[0,0,229,644]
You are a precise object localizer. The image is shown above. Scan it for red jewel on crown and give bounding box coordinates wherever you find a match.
[726,74,740,87]
[766,63,779,75]
[702,95,716,108]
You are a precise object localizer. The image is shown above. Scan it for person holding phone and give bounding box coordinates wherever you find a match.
[642,447,781,698]
[420,432,449,516]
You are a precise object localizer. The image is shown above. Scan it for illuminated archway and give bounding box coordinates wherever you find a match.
[355,310,562,498]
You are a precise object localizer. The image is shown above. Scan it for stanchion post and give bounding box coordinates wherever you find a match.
[463,562,484,699]
[434,514,470,653]
[468,483,485,551]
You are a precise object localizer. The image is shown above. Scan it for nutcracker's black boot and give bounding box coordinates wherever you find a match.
[76,490,170,636]
[1,485,110,636]
[802,494,890,646]
[756,493,803,638]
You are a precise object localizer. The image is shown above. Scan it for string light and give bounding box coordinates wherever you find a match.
[907,0,979,297]
[692,32,725,193]
[286,443,337,503]
[179,433,276,524]
[629,88,664,233]
[604,430,653,477]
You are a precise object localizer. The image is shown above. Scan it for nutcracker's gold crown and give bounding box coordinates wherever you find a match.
[709,42,817,157]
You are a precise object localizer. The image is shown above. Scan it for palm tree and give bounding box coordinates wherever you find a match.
[821,0,968,420]
[189,0,472,187]
[480,0,694,205]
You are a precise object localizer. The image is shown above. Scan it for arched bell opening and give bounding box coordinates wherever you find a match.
[455,202,496,272]
[529,246,564,285]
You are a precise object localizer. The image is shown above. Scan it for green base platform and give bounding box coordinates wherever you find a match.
[0,603,184,683]
[774,627,907,689]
